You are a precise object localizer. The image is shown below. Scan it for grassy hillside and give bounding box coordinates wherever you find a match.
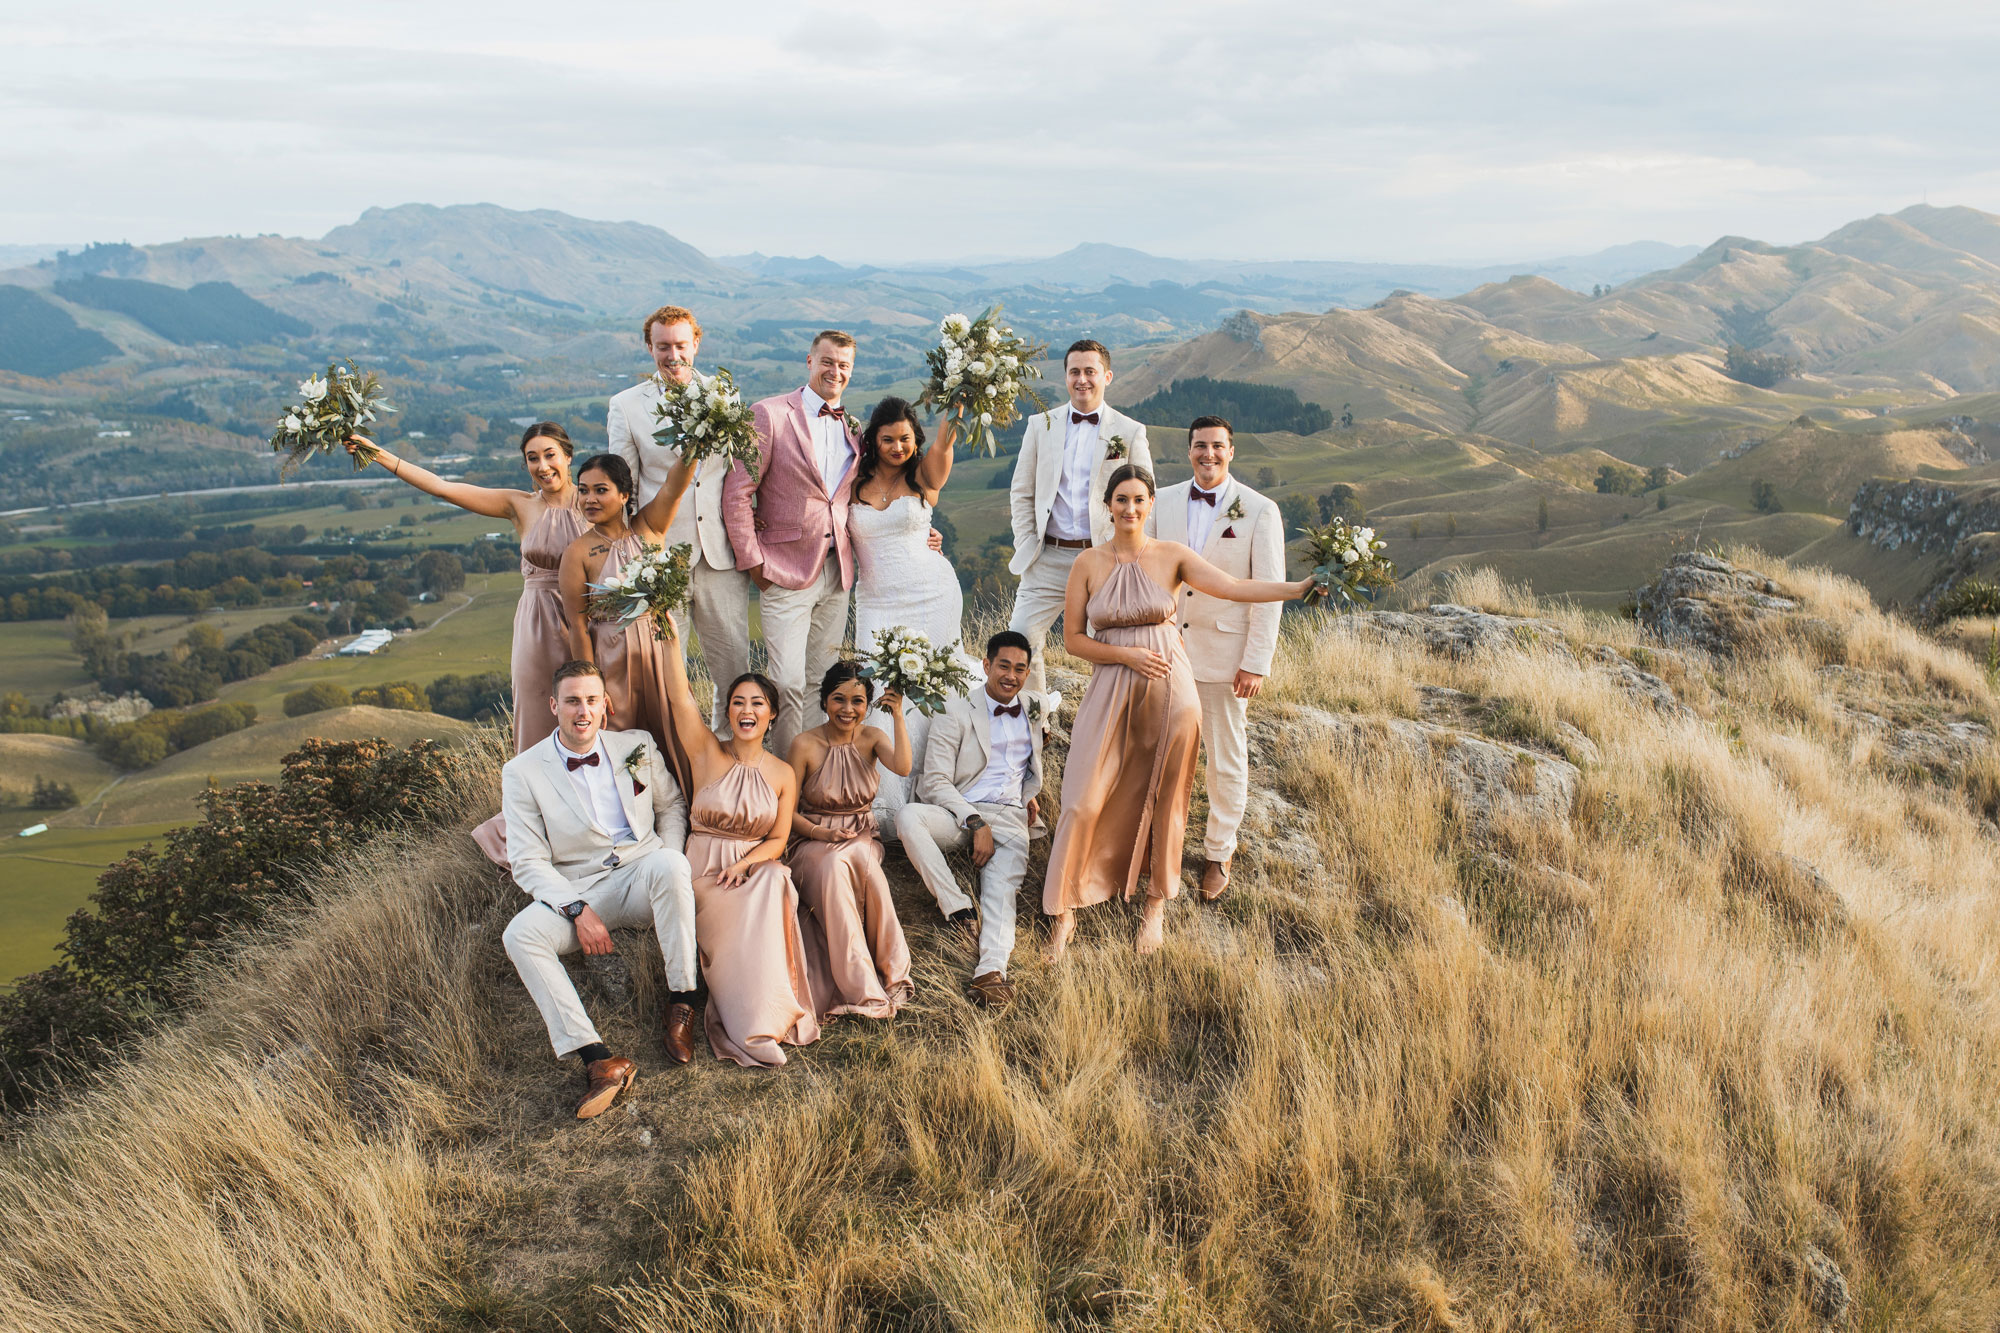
[3,552,1996,1328]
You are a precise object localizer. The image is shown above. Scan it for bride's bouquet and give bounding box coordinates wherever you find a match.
[854,626,974,718]
[269,359,395,477]
[650,367,761,480]
[916,307,1046,457]
[1298,518,1395,608]
[585,541,693,641]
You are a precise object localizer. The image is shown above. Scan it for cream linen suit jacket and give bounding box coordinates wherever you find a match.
[916,693,1046,830]
[1007,403,1152,575]
[502,727,689,905]
[607,378,738,572]
[1148,476,1286,684]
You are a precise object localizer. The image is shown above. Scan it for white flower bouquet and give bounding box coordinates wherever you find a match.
[1297,518,1395,608]
[269,359,395,477]
[585,541,694,641]
[854,625,974,717]
[650,366,761,480]
[916,306,1046,457]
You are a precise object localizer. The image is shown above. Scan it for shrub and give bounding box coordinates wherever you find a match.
[1751,478,1782,514]
[1937,578,2000,621]
[426,672,510,723]
[1723,344,1800,388]
[353,681,430,712]
[284,682,353,717]
[1595,463,1643,495]
[30,776,77,809]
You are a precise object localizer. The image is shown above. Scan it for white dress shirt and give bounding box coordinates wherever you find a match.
[1046,407,1101,541]
[553,733,635,845]
[801,386,853,497]
[961,690,1032,808]
[1186,480,1225,553]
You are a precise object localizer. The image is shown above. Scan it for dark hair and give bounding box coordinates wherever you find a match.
[985,629,1033,663]
[519,421,575,456]
[855,396,926,496]
[818,660,875,708]
[551,659,603,693]
[1103,462,1156,505]
[724,671,782,718]
[1186,414,1233,443]
[575,452,636,518]
[1065,339,1111,370]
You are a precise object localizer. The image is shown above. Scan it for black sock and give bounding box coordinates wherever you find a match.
[575,1042,612,1066]
[666,987,705,1008]
[948,908,977,924]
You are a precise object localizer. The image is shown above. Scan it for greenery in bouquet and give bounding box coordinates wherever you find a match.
[585,541,693,642]
[854,625,974,718]
[650,366,761,480]
[269,359,395,478]
[917,307,1047,457]
[1297,518,1395,609]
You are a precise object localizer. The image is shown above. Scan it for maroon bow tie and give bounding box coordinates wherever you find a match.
[818,403,846,419]
[1071,410,1099,425]
[565,751,600,771]
[1192,488,1219,506]
[993,703,1022,718]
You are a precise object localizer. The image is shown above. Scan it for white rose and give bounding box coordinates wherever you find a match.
[942,314,970,337]
[298,375,328,403]
[1353,526,1375,545]
[944,375,961,391]
[983,327,999,347]
[1341,547,1361,565]
[284,413,303,431]
[897,650,925,677]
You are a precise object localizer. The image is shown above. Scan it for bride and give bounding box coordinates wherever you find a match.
[849,397,970,822]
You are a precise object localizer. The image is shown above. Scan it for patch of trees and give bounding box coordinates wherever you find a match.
[1594,464,1675,497]
[50,275,308,347]
[0,775,78,809]
[0,284,118,376]
[425,672,510,723]
[1722,344,1800,389]
[74,608,329,710]
[1129,377,1334,436]
[95,701,259,770]
[0,738,469,1108]
[1750,479,1783,514]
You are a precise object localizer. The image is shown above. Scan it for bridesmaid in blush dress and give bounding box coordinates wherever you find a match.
[786,661,913,1019]
[559,452,695,798]
[658,615,820,1066]
[1043,464,1313,958]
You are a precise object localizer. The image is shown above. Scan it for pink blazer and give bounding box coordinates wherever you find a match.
[723,389,858,591]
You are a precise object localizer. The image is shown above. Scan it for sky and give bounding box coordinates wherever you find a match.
[4,1,1998,266]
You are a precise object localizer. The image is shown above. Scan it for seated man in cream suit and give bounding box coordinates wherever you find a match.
[894,631,1045,1009]
[502,660,699,1119]
[608,304,752,729]
[1146,415,1285,900]
[1006,338,1153,703]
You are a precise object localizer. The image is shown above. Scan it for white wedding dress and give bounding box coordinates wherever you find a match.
[850,494,975,828]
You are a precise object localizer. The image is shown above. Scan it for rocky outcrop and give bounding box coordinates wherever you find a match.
[1847,478,2000,555]
[1633,553,1800,654]
[1356,603,1567,657]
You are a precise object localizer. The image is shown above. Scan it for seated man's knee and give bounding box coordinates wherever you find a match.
[643,849,693,896]
[501,905,547,961]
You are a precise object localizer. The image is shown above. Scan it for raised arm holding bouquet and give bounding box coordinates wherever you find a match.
[1297,517,1395,608]
[272,359,394,476]
[915,306,1045,458]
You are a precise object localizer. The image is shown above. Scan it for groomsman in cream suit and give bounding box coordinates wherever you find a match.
[895,631,1045,1009]
[502,661,701,1119]
[1006,338,1153,701]
[724,330,862,756]
[609,305,752,729]
[1147,415,1284,900]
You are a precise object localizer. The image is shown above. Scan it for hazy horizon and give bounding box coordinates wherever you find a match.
[5,1,1997,265]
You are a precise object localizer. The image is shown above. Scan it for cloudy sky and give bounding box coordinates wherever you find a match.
[4,1,1995,265]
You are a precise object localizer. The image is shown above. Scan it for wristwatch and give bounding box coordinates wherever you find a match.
[558,900,587,921]
[962,813,987,832]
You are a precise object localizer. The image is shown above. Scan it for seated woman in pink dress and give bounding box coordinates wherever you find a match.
[786,661,913,1019]
[659,616,820,1067]
[1044,464,1313,958]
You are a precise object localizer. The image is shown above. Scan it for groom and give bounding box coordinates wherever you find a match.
[1147,415,1284,900]
[895,631,1044,1009]
[1006,338,1153,701]
[608,304,752,729]
[724,329,860,755]
[501,661,701,1119]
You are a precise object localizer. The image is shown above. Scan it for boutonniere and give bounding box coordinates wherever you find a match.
[622,743,648,796]
[1105,434,1127,461]
[1225,496,1245,521]
[1026,694,1045,723]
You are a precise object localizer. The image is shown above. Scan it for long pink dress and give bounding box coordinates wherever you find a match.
[1043,559,1202,912]
[689,762,820,1067]
[788,741,912,1019]
[591,531,694,802]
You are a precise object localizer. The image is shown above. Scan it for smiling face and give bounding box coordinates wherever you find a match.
[824,678,871,731]
[807,338,855,405]
[727,680,776,743]
[1187,426,1233,491]
[1108,476,1154,531]
[521,435,572,495]
[575,465,628,526]
[1066,349,1111,412]
[648,319,699,384]
[983,646,1030,704]
[550,672,607,751]
[873,419,918,471]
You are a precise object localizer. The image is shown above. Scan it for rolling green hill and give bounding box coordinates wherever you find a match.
[0,286,117,376]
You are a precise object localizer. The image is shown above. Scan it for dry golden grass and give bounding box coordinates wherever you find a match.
[4,552,1999,1331]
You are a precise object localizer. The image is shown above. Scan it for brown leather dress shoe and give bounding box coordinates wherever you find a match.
[576,1055,637,1119]
[660,1002,697,1065]
[967,970,1014,1009]
[1200,858,1232,901]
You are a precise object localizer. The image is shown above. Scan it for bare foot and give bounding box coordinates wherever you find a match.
[1135,898,1167,956]
[1045,911,1075,962]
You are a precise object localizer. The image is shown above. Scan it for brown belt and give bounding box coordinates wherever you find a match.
[1045,536,1092,550]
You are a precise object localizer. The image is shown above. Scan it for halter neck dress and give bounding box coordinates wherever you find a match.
[788,740,911,1018]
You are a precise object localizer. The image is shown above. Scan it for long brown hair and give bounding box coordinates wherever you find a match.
[854,396,927,497]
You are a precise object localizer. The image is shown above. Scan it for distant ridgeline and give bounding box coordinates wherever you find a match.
[50,276,308,346]
[1129,376,1334,436]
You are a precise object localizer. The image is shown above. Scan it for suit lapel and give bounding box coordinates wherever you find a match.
[968,696,993,768]
[611,735,649,837]
[1201,479,1236,560]
[1038,409,1062,506]
[536,738,592,828]
[1157,481,1188,545]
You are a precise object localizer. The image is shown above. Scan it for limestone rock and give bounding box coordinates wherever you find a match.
[1802,1245,1850,1325]
[1355,603,1568,658]
[1633,553,1799,654]
[1588,645,1691,717]
[1880,718,1994,775]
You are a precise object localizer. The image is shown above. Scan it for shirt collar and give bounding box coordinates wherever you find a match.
[802,385,834,416]
[553,731,602,762]
[1192,477,1226,499]
[983,687,1017,715]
